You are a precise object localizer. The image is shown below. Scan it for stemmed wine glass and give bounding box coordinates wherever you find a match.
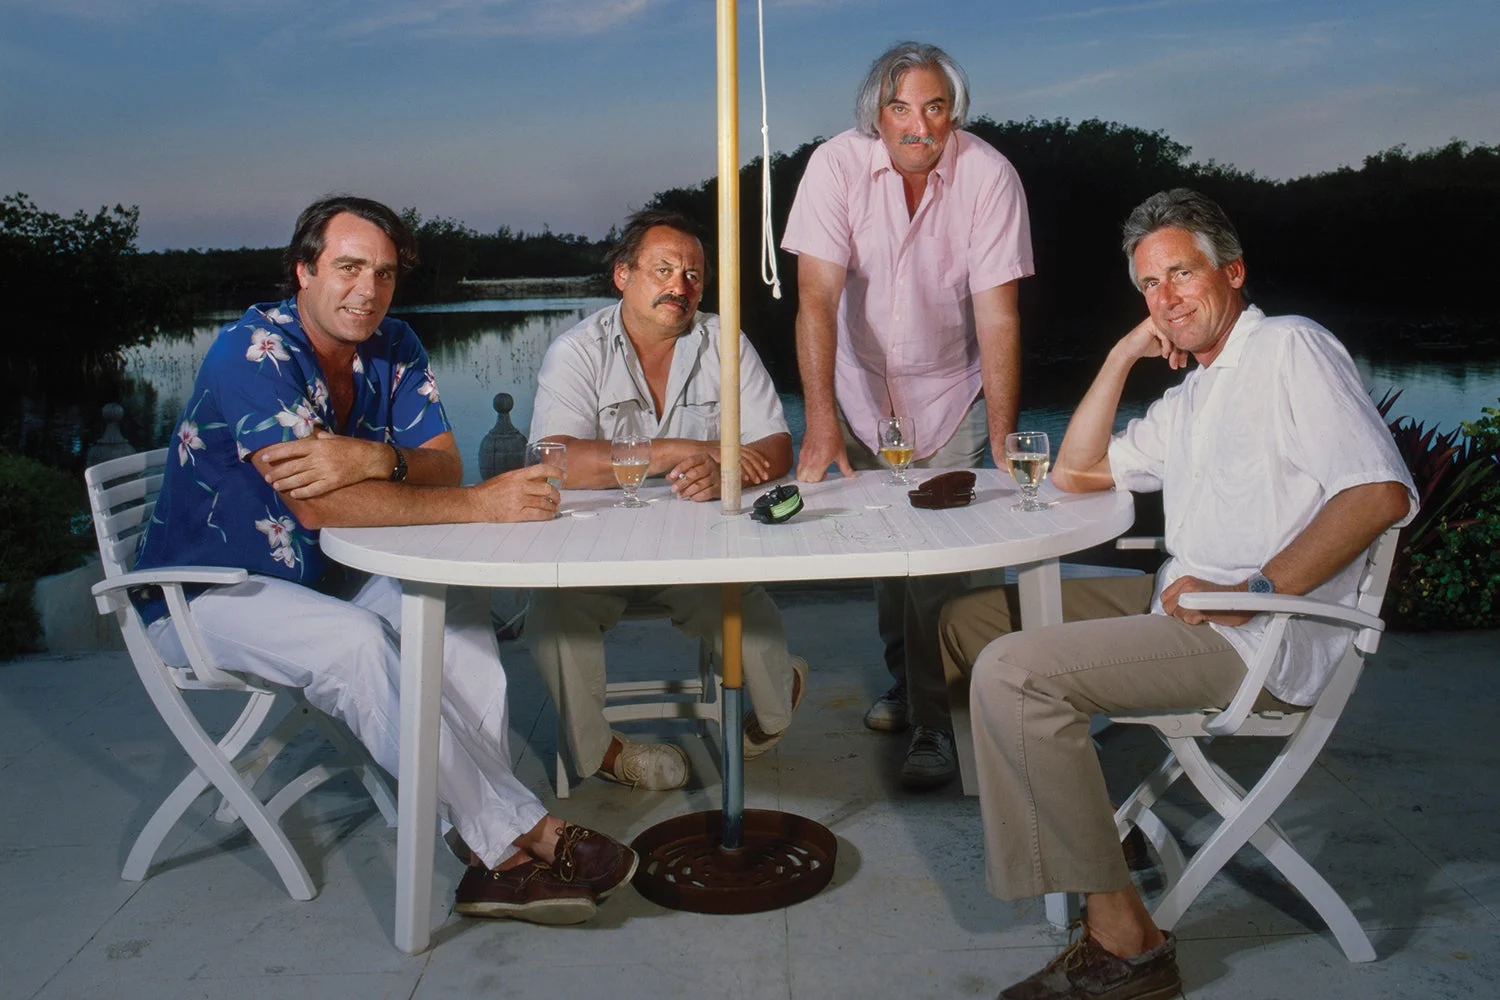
[611,422,652,509]
[876,416,916,486]
[1005,431,1051,511]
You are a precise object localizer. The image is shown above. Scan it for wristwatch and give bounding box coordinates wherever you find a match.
[1248,571,1275,594]
[388,443,408,483]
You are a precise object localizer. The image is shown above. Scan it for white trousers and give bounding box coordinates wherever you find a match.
[148,573,546,868]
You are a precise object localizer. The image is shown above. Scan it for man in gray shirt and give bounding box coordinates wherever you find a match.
[526,209,808,790]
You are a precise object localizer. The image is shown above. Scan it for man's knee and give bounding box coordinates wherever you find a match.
[938,586,1018,674]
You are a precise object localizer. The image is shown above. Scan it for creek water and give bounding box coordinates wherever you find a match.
[119,298,1500,482]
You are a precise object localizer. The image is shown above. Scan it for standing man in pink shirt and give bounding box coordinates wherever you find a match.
[782,41,1034,789]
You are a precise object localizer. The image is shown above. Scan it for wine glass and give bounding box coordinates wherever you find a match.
[876,416,916,486]
[1005,431,1052,511]
[611,428,652,508]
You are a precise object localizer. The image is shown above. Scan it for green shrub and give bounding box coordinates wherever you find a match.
[1379,395,1500,630]
[0,450,91,658]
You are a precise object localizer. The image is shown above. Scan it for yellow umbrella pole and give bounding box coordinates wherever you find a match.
[716,0,745,850]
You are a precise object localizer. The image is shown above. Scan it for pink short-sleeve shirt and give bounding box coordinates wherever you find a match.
[781,128,1033,457]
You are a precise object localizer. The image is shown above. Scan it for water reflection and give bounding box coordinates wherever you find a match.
[115,301,1500,483]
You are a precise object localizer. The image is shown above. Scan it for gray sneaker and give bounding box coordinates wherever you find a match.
[863,681,910,733]
[899,726,957,790]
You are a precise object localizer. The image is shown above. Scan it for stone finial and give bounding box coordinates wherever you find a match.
[85,403,136,468]
[479,392,528,479]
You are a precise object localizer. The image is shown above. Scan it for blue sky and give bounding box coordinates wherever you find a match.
[2,0,1495,251]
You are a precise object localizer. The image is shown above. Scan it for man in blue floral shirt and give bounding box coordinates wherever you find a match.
[134,195,636,924]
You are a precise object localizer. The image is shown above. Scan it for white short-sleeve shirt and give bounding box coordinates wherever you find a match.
[1108,306,1417,705]
[529,302,789,446]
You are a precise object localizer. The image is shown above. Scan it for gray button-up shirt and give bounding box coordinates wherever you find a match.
[530,302,788,444]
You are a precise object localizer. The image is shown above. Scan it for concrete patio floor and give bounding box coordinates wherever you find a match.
[2,589,1496,1000]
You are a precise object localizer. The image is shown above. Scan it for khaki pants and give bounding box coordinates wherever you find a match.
[940,577,1266,899]
[841,395,988,730]
[526,584,794,776]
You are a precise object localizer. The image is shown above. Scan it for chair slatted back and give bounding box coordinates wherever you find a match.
[85,449,168,579]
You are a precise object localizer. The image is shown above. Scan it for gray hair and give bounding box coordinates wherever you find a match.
[854,41,970,138]
[1122,188,1244,286]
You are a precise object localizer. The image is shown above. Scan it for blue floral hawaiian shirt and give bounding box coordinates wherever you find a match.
[133,299,451,621]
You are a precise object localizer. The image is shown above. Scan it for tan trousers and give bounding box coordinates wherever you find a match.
[525,585,794,776]
[939,576,1256,899]
[841,396,988,730]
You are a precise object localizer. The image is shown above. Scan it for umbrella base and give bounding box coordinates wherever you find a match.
[630,808,837,914]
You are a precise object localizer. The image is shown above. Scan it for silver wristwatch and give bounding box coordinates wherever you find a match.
[1248,571,1275,595]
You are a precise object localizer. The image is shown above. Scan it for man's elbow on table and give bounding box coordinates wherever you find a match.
[1051,461,1114,495]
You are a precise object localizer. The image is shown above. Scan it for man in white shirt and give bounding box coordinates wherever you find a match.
[939,189,1416,999]
[527,209,807,791]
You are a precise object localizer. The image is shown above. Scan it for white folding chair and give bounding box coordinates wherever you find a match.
[550,601,722,798]
[86,449,397,900]
[1107,527,1400,962]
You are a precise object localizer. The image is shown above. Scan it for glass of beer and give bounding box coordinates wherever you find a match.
[1005,431,1051,511]
[876,416,916,485]
[611,429,652,508]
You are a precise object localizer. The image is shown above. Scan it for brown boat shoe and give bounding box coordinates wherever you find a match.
[453,861,597,924]
[998,923,1180,1000]
[549,822,639,899]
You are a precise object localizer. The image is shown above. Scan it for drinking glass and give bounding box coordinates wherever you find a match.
[611,430,652,508]
[1005,431,1052,511]
[876,416,916,486]
[525,440,567,491]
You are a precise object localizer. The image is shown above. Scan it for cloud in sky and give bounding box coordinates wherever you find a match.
[2,0,1495,249]
[340,0,660,41]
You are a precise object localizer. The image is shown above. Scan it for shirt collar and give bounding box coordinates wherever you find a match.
[1207,304,1263,370]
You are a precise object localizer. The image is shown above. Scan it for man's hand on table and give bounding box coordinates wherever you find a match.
[795,418,854,482]
[668,443,781,501]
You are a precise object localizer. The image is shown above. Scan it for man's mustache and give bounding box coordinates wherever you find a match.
[900,135,937,146]
[653,292,692,309]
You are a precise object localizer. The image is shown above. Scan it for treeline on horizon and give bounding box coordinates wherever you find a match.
[5,116,1499,396]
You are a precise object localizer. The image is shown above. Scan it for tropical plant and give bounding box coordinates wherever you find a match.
[1376,391,1500,629]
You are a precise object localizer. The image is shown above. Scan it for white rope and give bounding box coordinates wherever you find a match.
[756,0,782,299]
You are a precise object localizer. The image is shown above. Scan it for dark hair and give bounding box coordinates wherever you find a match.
[603,209,710,282]
[1121,188,1244,286]
[282,195,419,293]
[855,41,970,138]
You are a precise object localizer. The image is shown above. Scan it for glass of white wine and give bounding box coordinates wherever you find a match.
[1005,431,1051,511]
[611,430,652,508]
[876,416,916,486]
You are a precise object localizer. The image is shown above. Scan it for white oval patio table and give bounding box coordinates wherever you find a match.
[321,469,1134,953]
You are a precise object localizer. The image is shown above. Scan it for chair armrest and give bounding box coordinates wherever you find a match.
[1178,590,1386,736]
[1115,536,1166,551]
[1176,591,1384,633]
[92,567,249,614]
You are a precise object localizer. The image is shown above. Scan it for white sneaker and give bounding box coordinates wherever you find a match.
[596,732,689,790]
[863,681,910,733]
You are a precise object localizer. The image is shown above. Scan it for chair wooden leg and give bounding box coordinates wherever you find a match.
[216,695,299,823]
[309,709,398,826]
[137,670,317,900]
[122,766,213,882]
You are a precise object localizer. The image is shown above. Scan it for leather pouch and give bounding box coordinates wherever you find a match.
[908,470,976,509]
